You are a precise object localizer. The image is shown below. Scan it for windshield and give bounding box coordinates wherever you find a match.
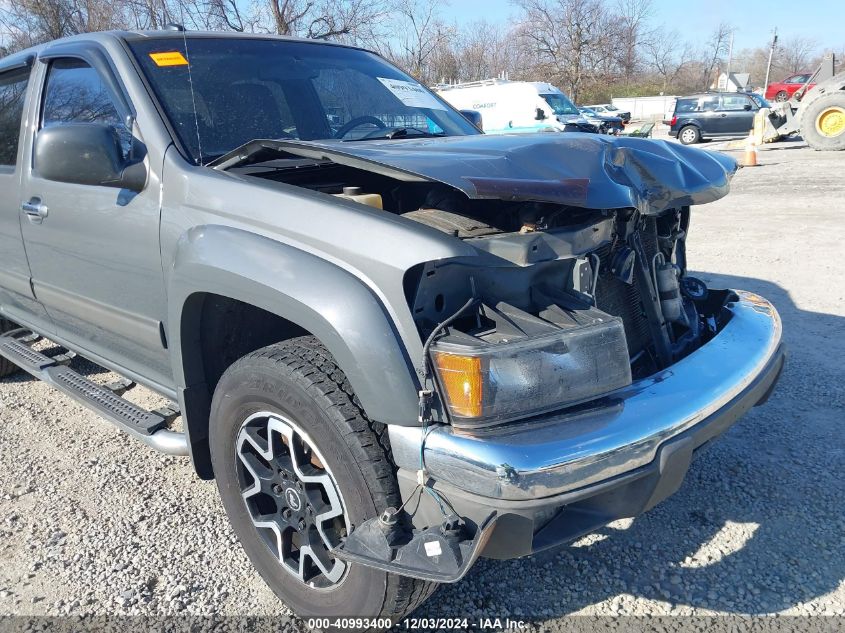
[540,92,579,116]
[128,37,479,163]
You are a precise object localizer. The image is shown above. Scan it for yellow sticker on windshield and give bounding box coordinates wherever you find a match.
[149,51,189,67]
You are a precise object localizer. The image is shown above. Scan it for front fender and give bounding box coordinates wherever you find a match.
[167,225,421,426]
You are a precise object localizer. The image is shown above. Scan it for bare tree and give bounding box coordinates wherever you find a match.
[514,0,613,102]
[700,22,732,90]
[259,0,387,39]
[614,0,651,85]
[642,26,693,92]
[432,20,523,83]
[730,45,773,91]
[0,0,127,49]
[0,0,834,106]
[774,35,819,76]
[381,0,455,82]
[178,0,255,31]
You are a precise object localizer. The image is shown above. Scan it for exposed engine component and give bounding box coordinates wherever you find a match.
[332,186,383,209]
[401,209,502,238]
[681,276,708,300]
[240,155,712,385]
[653,254,686,324]
[610,246,636,285]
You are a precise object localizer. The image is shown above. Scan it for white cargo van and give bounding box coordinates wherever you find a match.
[435,79,597,135]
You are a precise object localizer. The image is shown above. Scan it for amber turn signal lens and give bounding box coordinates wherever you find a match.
[432,352,483,418]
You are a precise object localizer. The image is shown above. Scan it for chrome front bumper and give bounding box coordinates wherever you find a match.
[390,290,783,502]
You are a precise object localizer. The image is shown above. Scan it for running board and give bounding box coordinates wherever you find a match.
[0,329,188,456]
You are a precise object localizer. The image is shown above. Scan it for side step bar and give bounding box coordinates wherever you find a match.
[0,330,188,456]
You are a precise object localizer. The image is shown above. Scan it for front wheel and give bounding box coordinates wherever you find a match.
[800,91,845,151]
[209,336,436,625]
[678,125,701,145]
[775,90,790,102]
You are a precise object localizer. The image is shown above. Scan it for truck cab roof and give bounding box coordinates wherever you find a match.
[1,29,357,71]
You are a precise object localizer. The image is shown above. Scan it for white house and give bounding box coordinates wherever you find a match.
[713,72,751,92]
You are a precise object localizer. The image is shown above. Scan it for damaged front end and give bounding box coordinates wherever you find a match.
[405,204,730,430]
[216,133,739,430]
[217,133,772,580]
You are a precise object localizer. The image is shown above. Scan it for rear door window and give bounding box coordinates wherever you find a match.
[697,96,719,112]
[675,96,720,114]
[0,67,31,166]
[675,98,698,113]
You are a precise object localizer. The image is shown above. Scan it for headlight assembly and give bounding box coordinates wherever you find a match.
[430,316,631,428]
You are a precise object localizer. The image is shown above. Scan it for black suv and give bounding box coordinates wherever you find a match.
[669,92,767,144]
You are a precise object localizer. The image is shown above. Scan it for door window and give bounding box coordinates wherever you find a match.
[697,96,719,112]
[41,59,131,156]
[674,98,697,113]
[720,94,754,111]
[0,67,31,166]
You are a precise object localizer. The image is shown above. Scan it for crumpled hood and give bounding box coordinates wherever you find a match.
[227,133,739,215]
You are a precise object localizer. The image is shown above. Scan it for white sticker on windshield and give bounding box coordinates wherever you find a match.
[377,77,447,110]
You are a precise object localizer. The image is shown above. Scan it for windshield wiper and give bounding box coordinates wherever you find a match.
[345,127,446,142]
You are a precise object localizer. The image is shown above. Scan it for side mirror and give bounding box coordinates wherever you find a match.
[459,109,483,131]
[535,107,547,120]
[744,103,753,111]
[34,123,147,192]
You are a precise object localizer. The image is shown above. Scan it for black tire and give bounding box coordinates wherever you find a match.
[0,319,20,378]
[799,91,845,151]
[209,336,436,627]
[678,125,701,145]
[775,90,789,103]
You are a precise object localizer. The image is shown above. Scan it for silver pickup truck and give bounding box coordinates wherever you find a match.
[0,29,784,625]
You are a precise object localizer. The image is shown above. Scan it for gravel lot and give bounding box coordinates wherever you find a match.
[0,138,843,627]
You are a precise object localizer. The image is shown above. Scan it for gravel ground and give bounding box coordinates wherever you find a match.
[0,139,843,628]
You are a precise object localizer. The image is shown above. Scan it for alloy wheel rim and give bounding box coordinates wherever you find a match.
[816,106,845,138]
[681,128,696,143]
[235,411,349,588]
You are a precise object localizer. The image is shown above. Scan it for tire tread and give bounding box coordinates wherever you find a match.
[228,335,437,622]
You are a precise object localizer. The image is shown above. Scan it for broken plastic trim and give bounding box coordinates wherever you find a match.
[333,511,497,583]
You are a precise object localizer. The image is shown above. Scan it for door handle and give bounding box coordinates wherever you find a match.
[720,113,727,117]
[21,198,48,223]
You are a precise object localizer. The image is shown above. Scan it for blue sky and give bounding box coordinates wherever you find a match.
[446,0,845,52]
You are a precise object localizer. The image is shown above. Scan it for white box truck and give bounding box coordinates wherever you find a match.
[435,79,597,135]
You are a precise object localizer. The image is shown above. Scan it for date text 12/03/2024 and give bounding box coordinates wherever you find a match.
[306,618,528,630]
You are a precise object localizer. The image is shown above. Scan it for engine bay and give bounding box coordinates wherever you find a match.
[236,155,735,424]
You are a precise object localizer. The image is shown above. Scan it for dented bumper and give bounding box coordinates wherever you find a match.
[390,290,783,502]
[388,291,784,559]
